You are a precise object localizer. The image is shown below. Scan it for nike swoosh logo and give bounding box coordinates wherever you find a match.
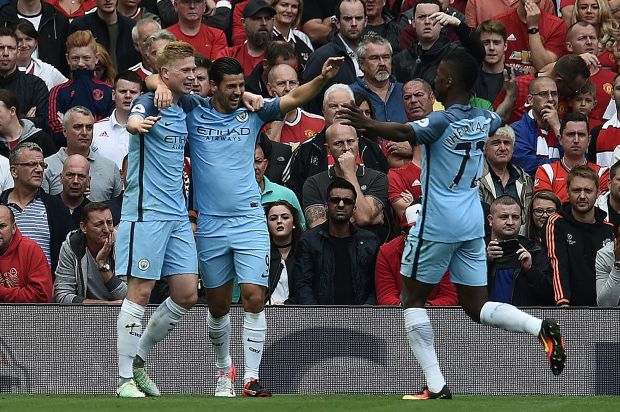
[247,338,264,343]
[261,273,269,278]
[164,122,174,126]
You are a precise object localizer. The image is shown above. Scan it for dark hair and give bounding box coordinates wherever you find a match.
[554,54,590,82]
[326,178,357,201]
[264,200,302,252]
[13,19,38,40]
[353,92,375,118]
[413,0,442,14]
[610,160,620,180]
[0,27,17,42]
[256,133,272,160]
[114,70,143,89]
[525,190,561,242]
[560,111,589,135]
[265,40,296,67]
[209,57,244,85]
[335,0,366,19]
[80,202,111,224]
[441,50,479,92]
[489,195,521,215]
[195,53,212,70]
[0,89,20,114]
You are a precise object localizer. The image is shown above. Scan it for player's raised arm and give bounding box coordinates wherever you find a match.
[339,103,416,143]
[279,57,345,114]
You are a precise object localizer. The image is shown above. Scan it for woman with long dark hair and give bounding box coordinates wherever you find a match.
[265,200,303,304]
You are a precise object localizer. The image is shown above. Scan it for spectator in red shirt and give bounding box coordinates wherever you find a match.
[217,0,275,76]
[534,112,609,202]
[387,78,431,228]
[494,0,567,74]
[465,0,557,30]
[0,204,53,303]
[568,80,600,129]
[264,63,325,145]
[166,0,228,60]
[129,16,161,80]
[569,0,620,72]
[565,22,616,128]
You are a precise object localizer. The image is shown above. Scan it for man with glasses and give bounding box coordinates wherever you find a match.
[511,76,562,176]
[296,177,380,304]
[167,0,227,60]
[494,54,590,124]
[0,142,72,272]
[485,195,553,305]
[43,106,122,202]
[216,0,275,76]
[534,112,609,202]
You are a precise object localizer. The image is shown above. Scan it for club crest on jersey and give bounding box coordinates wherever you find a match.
[92,89,104,101]
[138,259,150,271]
[236,112,249,123]
[132,104,146,114]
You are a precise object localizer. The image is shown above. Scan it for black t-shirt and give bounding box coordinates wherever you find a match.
[473,70,504,103]
[331,236,355,304]
[302,0,335,23]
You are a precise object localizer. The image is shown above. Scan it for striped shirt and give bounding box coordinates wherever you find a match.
[7,196,51,266]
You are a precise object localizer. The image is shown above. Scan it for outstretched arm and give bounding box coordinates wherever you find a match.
[279,57,344,114]
[339,104,415,143]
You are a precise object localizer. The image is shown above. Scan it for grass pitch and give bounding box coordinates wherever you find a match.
[2,395,618,412]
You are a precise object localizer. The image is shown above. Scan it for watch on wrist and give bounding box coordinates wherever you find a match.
[528,27,539,34]
[98,263,111,272]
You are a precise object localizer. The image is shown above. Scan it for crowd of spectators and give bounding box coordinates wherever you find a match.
[1,0,620,307]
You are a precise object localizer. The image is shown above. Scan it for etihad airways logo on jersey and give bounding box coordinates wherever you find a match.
[196,126,251,141]
[162,134,188,150]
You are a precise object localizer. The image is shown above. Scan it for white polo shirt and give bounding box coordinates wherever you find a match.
[91,109,129,169]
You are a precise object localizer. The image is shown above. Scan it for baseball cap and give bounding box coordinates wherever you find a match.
[243,0,276,18]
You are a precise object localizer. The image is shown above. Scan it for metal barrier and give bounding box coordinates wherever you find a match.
[1,305,619,395]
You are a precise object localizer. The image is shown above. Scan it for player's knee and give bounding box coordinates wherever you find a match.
[174,290,198,309]
[241,293,265,313]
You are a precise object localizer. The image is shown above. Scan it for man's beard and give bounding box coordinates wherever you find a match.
[375,70,389,82]
[248,30,272,48]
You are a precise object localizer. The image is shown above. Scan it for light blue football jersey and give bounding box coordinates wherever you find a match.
[182,95,282,216]
[122,93,188,222]
[408,104,502,242]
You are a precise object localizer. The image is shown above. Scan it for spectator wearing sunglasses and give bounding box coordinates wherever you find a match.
[296,177,380,305]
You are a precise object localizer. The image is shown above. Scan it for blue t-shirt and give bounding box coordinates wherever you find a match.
[409,104,501,242]
[182,95,282,217]
[122,93,188,221]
